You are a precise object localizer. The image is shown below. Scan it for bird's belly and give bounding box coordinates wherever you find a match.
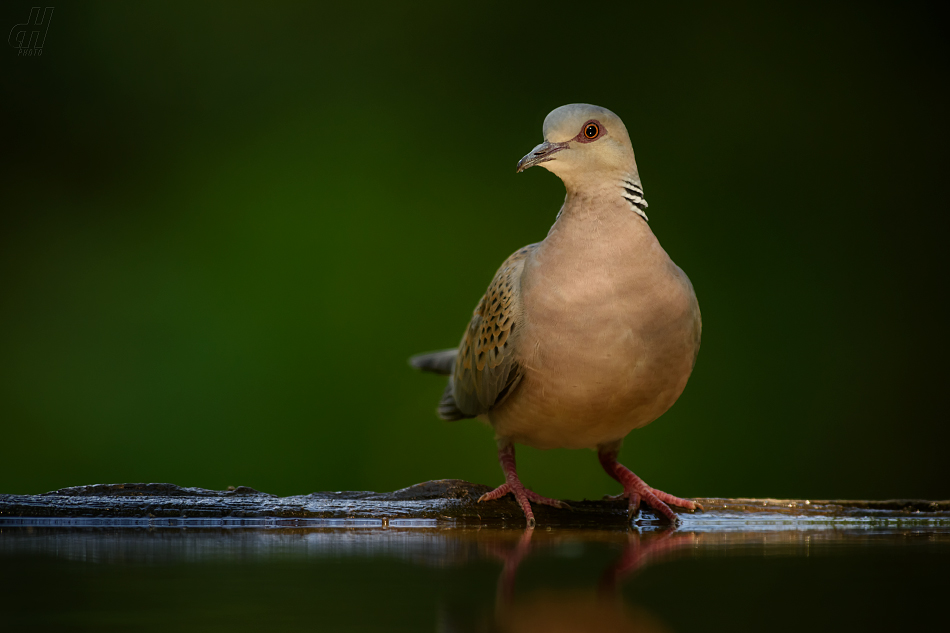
[489,282,698,450]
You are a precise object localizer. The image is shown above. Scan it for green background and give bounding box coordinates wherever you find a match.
[2,1,947,500]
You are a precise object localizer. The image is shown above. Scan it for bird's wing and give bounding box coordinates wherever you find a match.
[450,244,537,417]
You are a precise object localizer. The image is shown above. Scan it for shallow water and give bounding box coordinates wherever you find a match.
[2,522,947,632]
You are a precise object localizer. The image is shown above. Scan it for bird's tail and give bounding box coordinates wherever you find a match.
[408,348,457,376]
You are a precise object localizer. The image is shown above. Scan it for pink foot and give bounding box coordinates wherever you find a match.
[478,443,571,527]
[598,449,702,523]
[479,482,572,509]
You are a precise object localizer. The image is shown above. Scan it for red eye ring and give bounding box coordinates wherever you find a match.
[584,123,600,139]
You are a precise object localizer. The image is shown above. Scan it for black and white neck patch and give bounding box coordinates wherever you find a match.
[619,177,649,222]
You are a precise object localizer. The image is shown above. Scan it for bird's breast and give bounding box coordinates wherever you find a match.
[490,210,700,449]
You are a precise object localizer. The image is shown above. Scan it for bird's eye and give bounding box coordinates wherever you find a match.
[585,123,600,139]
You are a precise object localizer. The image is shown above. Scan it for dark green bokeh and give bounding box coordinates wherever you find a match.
[1,2,947,499]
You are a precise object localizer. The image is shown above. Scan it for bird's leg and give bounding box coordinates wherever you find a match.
[478,442,568,527]
[479,443,536,527]
[597,446,701,523]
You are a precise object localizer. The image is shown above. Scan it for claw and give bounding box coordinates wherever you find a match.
[479,480,570,512]
[598,449,691,524]
[481,443,568,527]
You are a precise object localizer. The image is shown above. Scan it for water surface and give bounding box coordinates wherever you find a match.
[2,522,946,632]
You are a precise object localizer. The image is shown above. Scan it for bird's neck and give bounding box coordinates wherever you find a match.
[542,184,658,264]
[550,169,648,227]
[527,177,667,309]
[558,169,648,223]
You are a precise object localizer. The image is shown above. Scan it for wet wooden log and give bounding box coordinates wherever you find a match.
[1,480,948,528]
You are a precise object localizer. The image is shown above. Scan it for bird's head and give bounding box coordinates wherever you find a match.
[516,104,640,191]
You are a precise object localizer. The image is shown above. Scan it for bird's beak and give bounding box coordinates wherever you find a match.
[516,141,569,173]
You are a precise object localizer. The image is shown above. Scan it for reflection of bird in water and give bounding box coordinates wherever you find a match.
[411,104,702,526]
[493,591,673,633]
[437,528,696,633]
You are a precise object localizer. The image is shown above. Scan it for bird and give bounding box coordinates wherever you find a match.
[410,104,702,527]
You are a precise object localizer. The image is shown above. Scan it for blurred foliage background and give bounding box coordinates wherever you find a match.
[1,1,947,500]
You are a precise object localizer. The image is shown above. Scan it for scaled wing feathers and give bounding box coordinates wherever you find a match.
[450,245,536,417]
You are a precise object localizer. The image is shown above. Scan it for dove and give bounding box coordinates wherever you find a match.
[411,104,701,526]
